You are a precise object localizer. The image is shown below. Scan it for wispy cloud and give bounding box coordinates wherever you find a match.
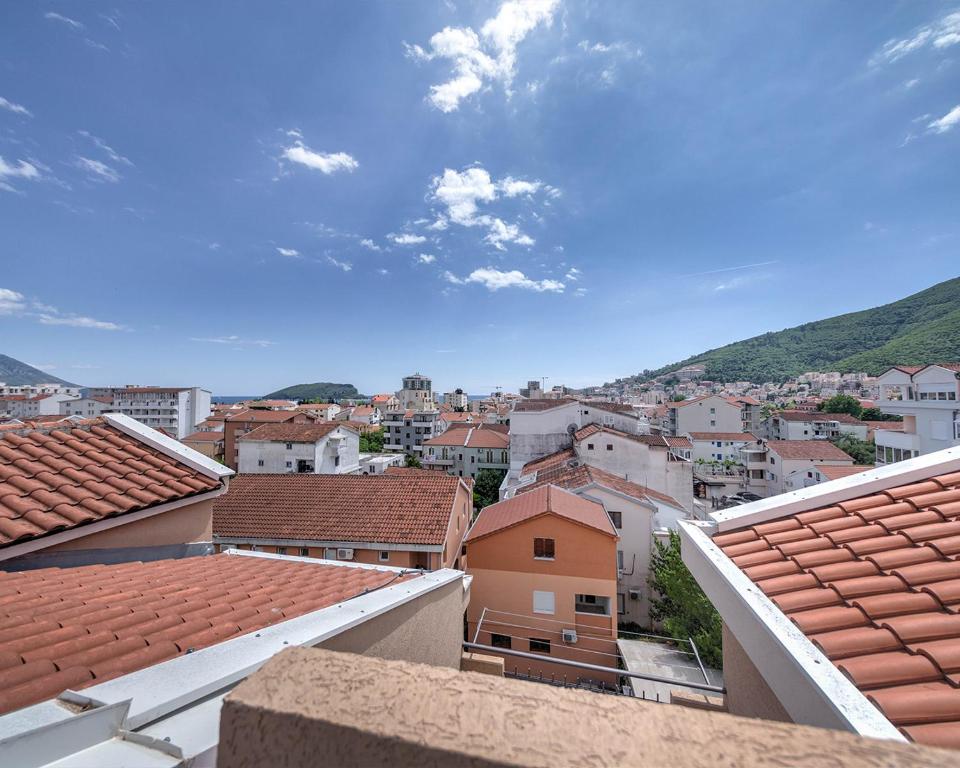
[417,253,436,264]
[444,267,564,293]
[326,255,352,272]
[0,288,126,329]
[276,247,301,258]
[390,233,428,245]
[281,138,358,175]
[75,156,121,183]
[0,96,32,117]
[360,238,382,251]
[44,12,84,30]
[0,288,27,315]
[190,335,275,348]
[0,156,40,193]
[405,0,559,112]
[871,10,960,65]
[927,104,960,134]
[38,313,124,330]
[565,267,581,281]
[681,260,779,278]
[712,272,773,293]
[78,131,132,166]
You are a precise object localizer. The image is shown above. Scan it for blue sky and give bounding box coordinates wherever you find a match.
[1,2,958,396]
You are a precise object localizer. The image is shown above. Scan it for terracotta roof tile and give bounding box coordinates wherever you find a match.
[237,422,349,443]
[712,466,960,748]
[766,441,855,462]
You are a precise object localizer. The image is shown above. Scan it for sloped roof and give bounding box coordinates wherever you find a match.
[518,462,683,510]
[424,426,509,449]
[767,441,855,462]
[214,474,464,545]
[0,554,415,716]
[0,420,222,548]
[573,423,669,448]
[712,468,960,749]
[237,422,349,443]
[814,464,876,481]
[225,409,307,424]
[181,431,225,443]
[512,398,576,413]
[520,448,577,476]
[465,484,616,542]
[776,411,865,425]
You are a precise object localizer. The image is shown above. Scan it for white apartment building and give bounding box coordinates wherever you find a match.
[665,395,746,436]
[874,364,960,464]
[422,425,509,479]
[359,452,405,475]
[443,388,469,410]
[397,373,435,411]
[689,432,760,464]
[59,396,114,419]
[765,410,868,441]
[0,382,81,398]
[106,386,212,439]
[762,440,855,496]
[237,422,360,474]
[4,392,79,419]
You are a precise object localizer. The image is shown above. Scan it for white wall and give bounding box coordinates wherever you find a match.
[672,396,742,435]
[238,427,360,474]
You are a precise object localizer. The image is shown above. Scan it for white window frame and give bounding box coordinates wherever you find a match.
[533,590,555,615]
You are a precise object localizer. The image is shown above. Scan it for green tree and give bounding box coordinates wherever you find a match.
[473,468,506,511]
[648,531,722,668]
[818,394,863,417]
[860,408,902,422]
[359,429,385,453]
[831,434,876,465]
[405,454,422,468]
[669,394,686,402]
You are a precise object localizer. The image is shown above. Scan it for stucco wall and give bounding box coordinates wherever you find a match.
[722,624,792,723]
[675,397,743,435]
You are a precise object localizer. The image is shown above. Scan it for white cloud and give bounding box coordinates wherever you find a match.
[681,260,779,278]
[326,255,352,272]
[281,140,358,175]
[0,97,31,117]
[927,104,960,134]
[190,336,274,348]
[484,217,534,250]
[407,0,559,112]
[360,238,382,251]
[208,242,221,251]
[84,38,110,52]
[390,233,428,245]
[38,313,123,330]
[872,10,960,65]
[498,176,542,197]
[75,156,120,183]
[445,267,564,293]
[426,217,449,231]
[377,268,389,276]
[0,156,40,183]
[0,288,27,314]
[417,253,437,264]
[565,267,581,281]
[277,247,300,258]
[905,78,920,89]
[44,12,84,30]
[78,130,132,166]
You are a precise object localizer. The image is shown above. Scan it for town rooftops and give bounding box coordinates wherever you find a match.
[665,436,694,449]
[517,462,683,510]
[776,410,866,425]
[573,423,669,448]
[465,484,617,543]
[0,552,417,716]
[423,425,509,449]
[520,448,577,476]
[225,409,312,424]
[236,422,352,443]
[0,414,230,552]
[512,398,577,412]
[814,464,876,481]
[706,459,960,748]
[181,431,225,443]
[113,387,193,394]
[214,473,468,546]
[689,432,760,441]
[766,440,855,461]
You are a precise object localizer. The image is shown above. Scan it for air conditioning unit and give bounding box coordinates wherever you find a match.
[561,628,578,644]
[628,589,641,600]
[337,548,355,560]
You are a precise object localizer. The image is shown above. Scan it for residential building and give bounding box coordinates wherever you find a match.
[443,388,469,410]
[245,399,297,410]
[213,472,472,569]
[681,446,960,749]
[423,424,510,479]
[464,485,619,685]
[237,422,360,474]
[222,408,318,470]
[0,381,81,398]
[397,373,435,410]
[359,452,405,475]
[518,379,545,399]
[765,410,868,441]
[0,551,470,765]
[763,440,856,495]
[0,413,232,570]
[875,364,960,465]
[58,395,114,419]
[105,386,212,440]
[336,404,380,425]
[689,432,760,464]
[181,430,225,460]
[515,462,687,626]
[783,462,874,490]
[665,395,745,436]
[4,392,79,420]
[382,408,444,456]
[297,402,341,420]
[370,392,399,411]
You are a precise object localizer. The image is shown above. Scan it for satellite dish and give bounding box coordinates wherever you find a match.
[566,423,578,435]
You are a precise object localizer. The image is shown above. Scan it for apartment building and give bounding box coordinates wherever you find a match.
[762,440,855,495]
[103,386,212,439]
[689,432,761,464]
[222,408,318,470]
[382,408,444,456]
[397,372,435,410]
[0,381,81,398]
[213,473,472,569]
[181,430,225,460]
[2,392,79,419]
[783,462,873,491]
[765,410,868,441]
[296,402,341,420]
[665,395,745,436]
[874,364,960,465]
[58,395,113,419]
[422,425,509,479]
[681,448,960,749]
[237,422,360,474]
[443,388,469,410]
[464,485,619,685]
[0,413,232,570]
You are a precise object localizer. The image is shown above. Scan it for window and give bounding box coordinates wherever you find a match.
[608,510,622,528]
[617,593,626,615]
[617,550,624,570]
[533,590,555,614]
[276,546,287,555]
[529,638,551,654]
[533,538,555,559]
[575,594,611,616]
[285,461,292,468]
[606,443,613,451]
[324,547,337,559]
[491,633,511,649]
[710,420,716,427]
[285,442,293,450]
[379,551,390,562]
[257,459,264,467]
[334,455,340,467]
[587,443,594,450]
[299,547,310,557]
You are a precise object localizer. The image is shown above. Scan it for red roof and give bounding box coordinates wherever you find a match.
[518,462,683,509]
[225,409,307,424]
[214,474,465,545]
[0,420,221,548]
[424,426,509,449]
[776,411,865,425]
[520,449,577,476]
[237,422,349,442]
[181,431,225,443]
[712,468,960,749]
[466,485,617,542]
[0,554,414,716]
[767,441,855,462]
[814,464,876,481]
[665,436,693,449]
[573,423,669,448]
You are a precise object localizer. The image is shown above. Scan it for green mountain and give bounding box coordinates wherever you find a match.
[616,276,960,384]
[0,354,79,387]
[262,382,362,402]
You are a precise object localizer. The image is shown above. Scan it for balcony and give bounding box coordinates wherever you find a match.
[874,429,920,453]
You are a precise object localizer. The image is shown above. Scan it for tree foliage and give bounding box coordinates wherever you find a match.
[405,454,422,468]
[860,408,902,422]
[262,382,361,401]
[359,429,384,453]
[648,531,723,668]
[473,468,506,511]
[831,434,876,465]
[817,394,863,417]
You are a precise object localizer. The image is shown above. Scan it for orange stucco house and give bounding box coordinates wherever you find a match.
[464,484,620,686]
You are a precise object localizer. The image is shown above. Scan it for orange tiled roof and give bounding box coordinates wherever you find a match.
[181,431,225,443]
[237,422,348,443]
[225,409,307,424]
[776,410,865,425]
[424,426,509,449]
[573,423,669,448]
[767,440,854,462]
[0,554,414,716]
[0,420,221,548]
[518,462,683,509]
[814,464,875,481]
[712,470,960,749]
[520,448,577,476]
[214,474,464,545]
[665,436,693,449]
[466,484,617,542]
